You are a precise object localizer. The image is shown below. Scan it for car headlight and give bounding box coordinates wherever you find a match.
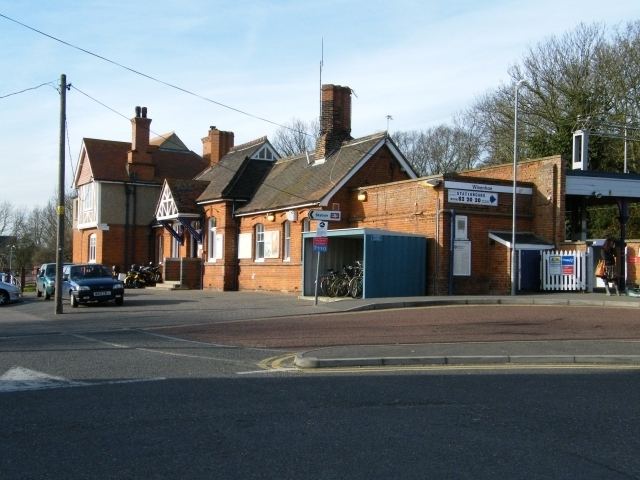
[113,283,124,290]
[75,285,91,292]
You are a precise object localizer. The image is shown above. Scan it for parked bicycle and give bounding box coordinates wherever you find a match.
[319,260,363,298]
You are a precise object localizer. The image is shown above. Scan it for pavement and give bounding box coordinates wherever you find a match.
[292,290,640,369]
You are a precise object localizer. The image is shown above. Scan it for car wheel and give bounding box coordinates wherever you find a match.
[115,297,124,306]
[36,288,42,298]
[0,290,9,306]
[70,293,78,308]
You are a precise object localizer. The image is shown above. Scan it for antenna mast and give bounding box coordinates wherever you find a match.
[319,37,324,123]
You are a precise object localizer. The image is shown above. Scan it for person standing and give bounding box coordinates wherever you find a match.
[600,238,620,296]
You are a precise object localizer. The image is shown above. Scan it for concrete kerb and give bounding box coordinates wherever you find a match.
[294,353,640,369]
[334,295,640,313]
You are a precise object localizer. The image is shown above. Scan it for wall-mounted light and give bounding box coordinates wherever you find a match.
[357,191,367,202]
[266,212,276,222]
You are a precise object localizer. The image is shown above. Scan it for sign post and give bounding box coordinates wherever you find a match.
[313,221,329,305]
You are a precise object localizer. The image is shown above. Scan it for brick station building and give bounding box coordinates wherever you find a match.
[73,86,640,296]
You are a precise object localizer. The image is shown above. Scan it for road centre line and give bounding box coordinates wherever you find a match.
[70,333,252,364]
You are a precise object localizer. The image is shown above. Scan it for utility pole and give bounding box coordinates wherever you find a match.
[55,74,68,314]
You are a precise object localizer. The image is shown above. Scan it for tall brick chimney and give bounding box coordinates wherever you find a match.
[315,84,353,159]
[127,106,155,180]
[202,126,234,166]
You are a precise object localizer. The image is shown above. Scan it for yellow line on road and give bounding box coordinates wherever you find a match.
[297,363,640,374]
[258,353,296,370]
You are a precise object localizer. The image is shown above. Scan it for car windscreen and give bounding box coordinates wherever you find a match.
[70,265,112,279]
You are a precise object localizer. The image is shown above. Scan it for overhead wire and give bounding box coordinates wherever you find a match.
[0,12,311,138]
[0,80,57,99]
[1,13,411,208]
[69,84,311,203]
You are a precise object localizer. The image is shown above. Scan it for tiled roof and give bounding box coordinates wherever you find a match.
[81,138,207,184]
[196,137,273,203]
[149,132,190,152]
[164,179,208,215]
[236,132,388,214]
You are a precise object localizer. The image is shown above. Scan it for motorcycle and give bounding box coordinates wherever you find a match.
[141,263,162,284]
[124,265,147,288]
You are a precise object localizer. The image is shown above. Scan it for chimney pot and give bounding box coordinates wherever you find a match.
[135,106,141,118]
[141,107,147,118]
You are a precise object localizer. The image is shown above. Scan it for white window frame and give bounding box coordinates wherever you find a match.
[77,182,98,228]
[207,218,223,262]
[171,222,180,258]
[283,221,291,261]
[255,223,265,261]
[264,230,280,259]
[88,234,97,263]
[455,215,468,240]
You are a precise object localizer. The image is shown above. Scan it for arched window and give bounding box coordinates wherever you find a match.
[255,223,265,261]
[283,221,291,261]
[88,234,97,263]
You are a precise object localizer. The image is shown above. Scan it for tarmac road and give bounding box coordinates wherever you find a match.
[157,304,640,349]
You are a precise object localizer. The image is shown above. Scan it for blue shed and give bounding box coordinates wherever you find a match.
[302,228,427,299]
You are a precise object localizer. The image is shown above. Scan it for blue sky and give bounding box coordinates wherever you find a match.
[1,0,638,209]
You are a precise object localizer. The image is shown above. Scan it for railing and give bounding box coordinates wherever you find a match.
[541,250,590,291]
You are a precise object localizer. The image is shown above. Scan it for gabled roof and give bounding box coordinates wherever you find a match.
[235,132,416,215]
[149,132,190,152]
[196,137,276,203]
[77,136,207,185]
[155,178,208,220]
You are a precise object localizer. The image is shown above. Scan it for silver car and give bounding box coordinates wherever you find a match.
[0,273,22,306]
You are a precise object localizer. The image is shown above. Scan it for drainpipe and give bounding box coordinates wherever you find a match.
[433,197,440,295]
[131,184,137,266]
[232,200,239,291]
[124,183,131,270]
[449,209,456,295]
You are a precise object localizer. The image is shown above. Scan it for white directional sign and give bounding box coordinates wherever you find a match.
[308,210,341,221]
[316,221,328,237]
[448,189,498,207]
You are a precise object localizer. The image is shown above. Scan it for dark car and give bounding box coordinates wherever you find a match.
[62,264,124,307]
[36,262,72,300]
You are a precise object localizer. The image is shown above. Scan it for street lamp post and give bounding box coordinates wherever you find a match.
[511,80,525,296]
[9,245,15,274]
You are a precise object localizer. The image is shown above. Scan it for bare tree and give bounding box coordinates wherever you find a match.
[392,123,481,176]
[271,118,319,157]
[0,201,13,235]
[464,22,640,171]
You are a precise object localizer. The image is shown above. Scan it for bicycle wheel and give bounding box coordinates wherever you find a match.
[319,275,332,296]
[349,276,362,298]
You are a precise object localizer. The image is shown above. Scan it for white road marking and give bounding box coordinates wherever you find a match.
[136,329,236,348]
[0,366,166,393]
[236,368,299,375]
[71,332,248,364]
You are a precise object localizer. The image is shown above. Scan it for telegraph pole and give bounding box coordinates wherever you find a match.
[55,74,67,314]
